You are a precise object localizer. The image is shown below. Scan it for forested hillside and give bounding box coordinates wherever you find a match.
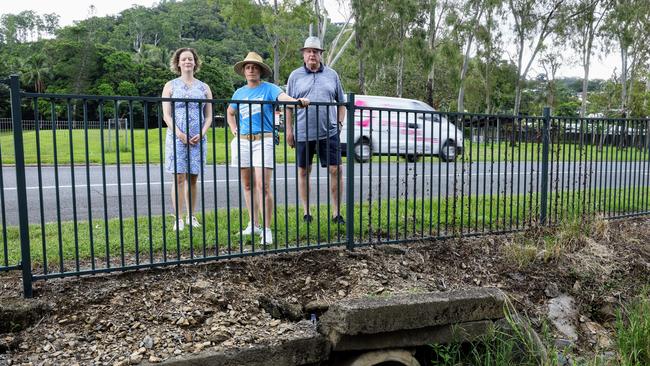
[1,0,649,117]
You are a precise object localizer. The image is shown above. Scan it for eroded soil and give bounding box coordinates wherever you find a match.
[1,217,649,365]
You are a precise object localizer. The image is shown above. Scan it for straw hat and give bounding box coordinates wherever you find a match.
[300,36,325,51]
[234,52,272,79]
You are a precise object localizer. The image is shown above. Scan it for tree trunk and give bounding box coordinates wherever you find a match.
[457,3,483,113]
[513,35,525,115]
[357,32,365,94]
[484,59,491,113]
[457,34,474,113]
[329,31,354,67]
[427,68,435,107]
[314,0,326,43]
[396,49,404,97]
[426,0,439,107]
[581,61,590,117]
[273,0,280,85]
[620,45,627,113]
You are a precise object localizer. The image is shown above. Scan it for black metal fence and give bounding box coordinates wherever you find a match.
[1,75,649,298]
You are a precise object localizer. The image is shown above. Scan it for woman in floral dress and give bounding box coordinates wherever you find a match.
[162,48,213,231]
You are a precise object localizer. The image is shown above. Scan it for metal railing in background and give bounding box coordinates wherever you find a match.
[1,74,649,298]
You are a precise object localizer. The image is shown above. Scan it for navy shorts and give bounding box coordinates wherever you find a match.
[297,133,342,168]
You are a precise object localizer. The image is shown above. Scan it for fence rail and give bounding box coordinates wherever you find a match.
[1,75,649,298]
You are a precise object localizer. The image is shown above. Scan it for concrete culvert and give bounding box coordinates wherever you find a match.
[342,349,420,366]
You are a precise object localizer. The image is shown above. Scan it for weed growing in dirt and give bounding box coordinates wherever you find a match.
[427,298,558,365]
[502,214,609,268]
[615,291,650,365]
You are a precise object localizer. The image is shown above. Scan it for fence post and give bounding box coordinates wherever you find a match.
[7,75,33,297]
[345,93,355,251]
[540,107,551,226]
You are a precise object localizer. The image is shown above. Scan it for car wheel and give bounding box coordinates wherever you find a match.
[354,138,372,163]
[439,140,457,162]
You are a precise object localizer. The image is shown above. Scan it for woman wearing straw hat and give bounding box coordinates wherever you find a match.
[226,51,309,244]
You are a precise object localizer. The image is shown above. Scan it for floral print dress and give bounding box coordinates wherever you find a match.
[165,78,209,175]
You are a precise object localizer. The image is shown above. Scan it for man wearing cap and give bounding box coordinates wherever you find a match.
[286,36,346,225]
[227,51,309,244]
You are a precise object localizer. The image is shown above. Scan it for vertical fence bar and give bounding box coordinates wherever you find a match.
[386,110,392,240]
[211,104,220,254]
[99,103,111,268]
[8,75,33,297]
[114,100,126,266]
[83,100,95,270]
[66,99,80,272]
[356,107,363,241]
[315,105,322,247]
[128,101,140,265]
[540,107,551,225]
[33,100,47,274]
[0,146,8,268]
[144,103,154,264]
[345,93,355,250]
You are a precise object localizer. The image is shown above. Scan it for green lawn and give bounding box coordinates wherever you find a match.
[0,129,297,165]
[1,186,647,268]
[1,129,648,165]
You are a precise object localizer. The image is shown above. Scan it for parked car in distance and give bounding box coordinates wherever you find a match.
[340,95,464,163]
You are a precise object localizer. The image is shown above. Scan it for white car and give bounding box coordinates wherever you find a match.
[340,95,464,162]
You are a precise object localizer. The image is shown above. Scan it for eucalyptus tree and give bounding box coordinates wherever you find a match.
[455,0,502,113]
[356,0,425,97]
[350,0,371,93]
[325,14,354,68]
[602,0,650,116]
[473,3,505,113]
[222,0,314,85]
[570,0,612,117]
[508,0,569,115]
[539,51,562,111]
[424,0,453,106]
[0,11,59,44]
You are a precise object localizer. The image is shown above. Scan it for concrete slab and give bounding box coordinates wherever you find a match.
[332,320,495,351]
[320,288,505,341]
[156,323,330,366]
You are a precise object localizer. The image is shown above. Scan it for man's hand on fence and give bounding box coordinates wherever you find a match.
[297,98,310,108]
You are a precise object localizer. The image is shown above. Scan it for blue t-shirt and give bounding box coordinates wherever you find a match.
[229,82,282,135]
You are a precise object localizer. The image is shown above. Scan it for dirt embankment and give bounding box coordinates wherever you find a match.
[1,217,649,365]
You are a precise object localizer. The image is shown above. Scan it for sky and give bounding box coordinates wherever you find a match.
[1,0,618,80]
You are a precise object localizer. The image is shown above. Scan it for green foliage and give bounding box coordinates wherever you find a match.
[428,299,553,365]
[0,0,649,116]
[616,292,650,366]
[555,101,580,117]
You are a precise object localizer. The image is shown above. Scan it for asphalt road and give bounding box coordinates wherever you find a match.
[1,160,648,225]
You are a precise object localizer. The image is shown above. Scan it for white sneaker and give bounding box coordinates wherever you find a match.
[186,216,201,228]
[260,227,273,244]
[173,217,185,231]
[241,222,261,236]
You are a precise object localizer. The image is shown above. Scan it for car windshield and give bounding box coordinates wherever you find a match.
[410,101,441,122]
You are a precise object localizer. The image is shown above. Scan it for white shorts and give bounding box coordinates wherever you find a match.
[230,137,275,168]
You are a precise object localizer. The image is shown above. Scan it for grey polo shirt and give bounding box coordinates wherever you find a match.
[286,63,345,142]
